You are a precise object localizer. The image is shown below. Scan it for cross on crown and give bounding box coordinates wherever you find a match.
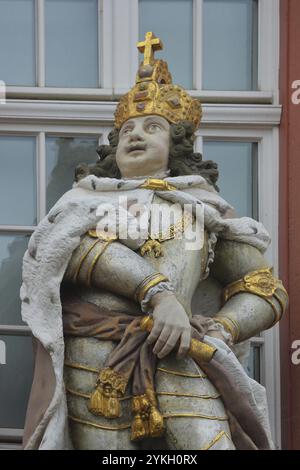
[137,32,163,65]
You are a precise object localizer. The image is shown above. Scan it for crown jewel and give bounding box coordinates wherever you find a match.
[114,32,202,130]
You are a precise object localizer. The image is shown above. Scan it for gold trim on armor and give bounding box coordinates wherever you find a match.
[68,412,228,433]
[88,229,118,242]
[72,238,101,283]
[66,388,91,400]
[64,361,207,382]
[86,240,113,287]
[134,273,169,304]
[157,391,221,400]
[222,267,278,303]
[163,413,228,421]
[213,316,240,344]
[220,267,288,337]
[68,415,131,431]
[64,361,99,374]
[66,387,131,401]
[199,430,233,450]
[156,367,207,378]
[65,387,220,402]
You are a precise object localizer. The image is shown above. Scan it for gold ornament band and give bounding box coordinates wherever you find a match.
[218,267,288,342]
[72,238,101,283]
[213,316,240,344]
[223,267,281,303]
[71,231,116,287]
[140,178,176,191]
[140,316,217,363]
[85,240,112,287]
[134,273,169,304]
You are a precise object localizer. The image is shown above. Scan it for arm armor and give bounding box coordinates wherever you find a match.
[210,240,288,343]
[64,231,168,304]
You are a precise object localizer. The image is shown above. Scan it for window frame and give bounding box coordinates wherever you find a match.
[5,0,279,104]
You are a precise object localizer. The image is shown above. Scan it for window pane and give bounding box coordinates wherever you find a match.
[46,136,99,211]
[0,335,34,428]
[0,0,36,86]
[203,141,257,218]
[139,0,193,89]
[0,136,37,225]
[246,344,261,382]
[0,234,30,325]
[45,0,99,87]
[203,0,258,90]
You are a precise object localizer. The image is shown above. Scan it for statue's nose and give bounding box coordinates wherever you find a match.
[129,129,144,142]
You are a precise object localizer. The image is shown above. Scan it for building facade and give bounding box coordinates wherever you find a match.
[0,0,298,449]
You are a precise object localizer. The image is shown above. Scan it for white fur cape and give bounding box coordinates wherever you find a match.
[20,175,271,449]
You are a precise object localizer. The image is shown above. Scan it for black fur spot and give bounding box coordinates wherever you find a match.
[91,179,96,190]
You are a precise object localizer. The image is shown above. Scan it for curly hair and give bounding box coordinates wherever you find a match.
[74,121,219,190]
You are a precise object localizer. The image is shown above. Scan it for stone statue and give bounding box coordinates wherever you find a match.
[21,32,288,450]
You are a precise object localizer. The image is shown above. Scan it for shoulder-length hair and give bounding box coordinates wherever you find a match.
[75,121,219,190]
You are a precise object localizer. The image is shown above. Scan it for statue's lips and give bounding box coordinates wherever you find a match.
[127,144,146,154]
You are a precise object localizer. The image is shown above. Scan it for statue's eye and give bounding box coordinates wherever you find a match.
[148,123,161,133]
[122,128,131,135]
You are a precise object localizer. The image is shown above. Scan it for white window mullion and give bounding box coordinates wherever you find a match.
[257,126,281,448]
[257,0,279,102]
[37,132,46,222]
[36,0,45,87]
[193,0,203,90]
[0,226,35,233]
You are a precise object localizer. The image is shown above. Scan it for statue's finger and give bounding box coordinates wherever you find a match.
[157,330,180,359]
[146,321,163,344]
[177,329,191,359]
[152,325,172,356]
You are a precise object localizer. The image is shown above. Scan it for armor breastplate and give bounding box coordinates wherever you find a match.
[63,193,234,449]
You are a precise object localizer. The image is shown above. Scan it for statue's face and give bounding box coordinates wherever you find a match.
[116,115,170,178]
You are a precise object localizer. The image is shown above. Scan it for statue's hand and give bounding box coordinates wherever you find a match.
[146,291,191,359]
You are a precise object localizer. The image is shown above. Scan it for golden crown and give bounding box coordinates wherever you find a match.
[114,32,202,130]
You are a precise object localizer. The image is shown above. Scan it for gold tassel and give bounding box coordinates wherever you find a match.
[107,390,121,419]
[88,385,104,416]
[131,394,153,441]
[88,368,126,418]
[149,405,164,437]
[131,414,147,441]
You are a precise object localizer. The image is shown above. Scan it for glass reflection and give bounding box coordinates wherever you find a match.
[139,0,193,89]
[0,335,34,428]
[0,0,36,86]
[203,141,257,218]
[46,136,99,211]
[0,136,37,226]
[45,0,99,87]
[0,234,30,325]
[203,0,258,90]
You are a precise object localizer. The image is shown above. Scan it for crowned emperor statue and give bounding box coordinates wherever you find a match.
[21,32,288,450]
